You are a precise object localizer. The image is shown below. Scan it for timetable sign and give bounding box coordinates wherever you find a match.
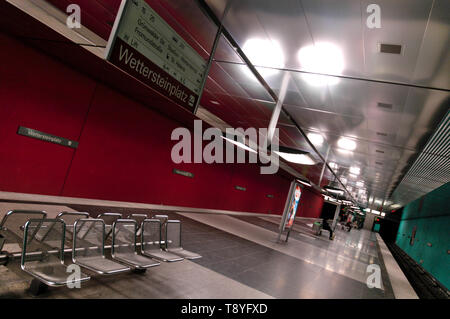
[105,0,207,112]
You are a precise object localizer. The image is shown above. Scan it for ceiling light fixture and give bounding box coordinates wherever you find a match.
[349,167,360,175]
[324,186,344,195]
[273,146,316,165]
[297,42,344,86]
[337,137,357,151]
[329,162,339,170]
[356,181,364,187]
[307,133,324,146]
[297,178,312,187]
[243,38,285,77]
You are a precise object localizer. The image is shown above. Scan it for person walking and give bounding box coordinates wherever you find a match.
[322,220,335,240]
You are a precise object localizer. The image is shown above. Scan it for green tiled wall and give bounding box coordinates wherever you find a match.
[396,182,450,289]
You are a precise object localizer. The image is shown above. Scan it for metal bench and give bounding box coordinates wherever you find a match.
[21,219,90,293]
[57,211,90,228]
[166,220,201,260]
[127,213,149,237]
[97,213,122,241]
[141,219,183,262]
[72,219,130,275]
[0,210,47,254]
[111,219,160,270]
[27,213,90,247]
[153,214,169,246]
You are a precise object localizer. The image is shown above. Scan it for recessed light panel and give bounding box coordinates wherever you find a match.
[338,138,357,151]
[307,133,324,146]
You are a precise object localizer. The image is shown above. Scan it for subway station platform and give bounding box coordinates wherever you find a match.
[0,199,417,299]
[0,0,448,306]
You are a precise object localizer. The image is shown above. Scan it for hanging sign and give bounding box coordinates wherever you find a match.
[105,0,207,112]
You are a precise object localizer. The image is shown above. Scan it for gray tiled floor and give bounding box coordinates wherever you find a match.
[174,213,393,299]
[1,203,395,298]
[70,206,395,299]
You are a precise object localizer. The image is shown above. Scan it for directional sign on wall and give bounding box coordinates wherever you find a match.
[105,0,207,112]
[17,126,78,148]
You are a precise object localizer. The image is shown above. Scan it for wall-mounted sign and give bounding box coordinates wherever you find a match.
[105,0,207,112]
[17,126,78,149]
[235,186,246,191]
[173,169,194,178]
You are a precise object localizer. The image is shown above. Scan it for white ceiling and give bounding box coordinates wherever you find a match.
[205,0,450,209]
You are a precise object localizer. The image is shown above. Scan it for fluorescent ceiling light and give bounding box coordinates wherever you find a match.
[381,212,386,217]
[273,146,316,165]
[307,133,324,146]
[324,186,344,195]
[329,162,339,169]
[324,195,339,202]
[349,167,360,175]
[297,179,311,187]
[243,38,284,77]
[356,181,364,187]
[338,138,357,151]
[372,210,380,215]
[275,151,316,165]
[221,136,257,154]
[349,173,357,179]
[297,42,344,86]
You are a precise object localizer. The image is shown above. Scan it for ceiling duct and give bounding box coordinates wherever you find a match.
[378,43,402,54]
[377,102,393,110]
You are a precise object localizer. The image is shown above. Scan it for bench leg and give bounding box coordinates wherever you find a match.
[0,254,8,266]
[132,268,147,274]
[29,278,48,296]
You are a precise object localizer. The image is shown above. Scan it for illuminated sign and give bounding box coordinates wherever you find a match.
[280,181,303,233]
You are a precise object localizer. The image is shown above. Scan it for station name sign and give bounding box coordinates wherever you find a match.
[105,0,207,112]
[17,126,78,148]
[173,169,194,178]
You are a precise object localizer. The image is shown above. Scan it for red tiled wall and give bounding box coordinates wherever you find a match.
[0,33,303,214]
